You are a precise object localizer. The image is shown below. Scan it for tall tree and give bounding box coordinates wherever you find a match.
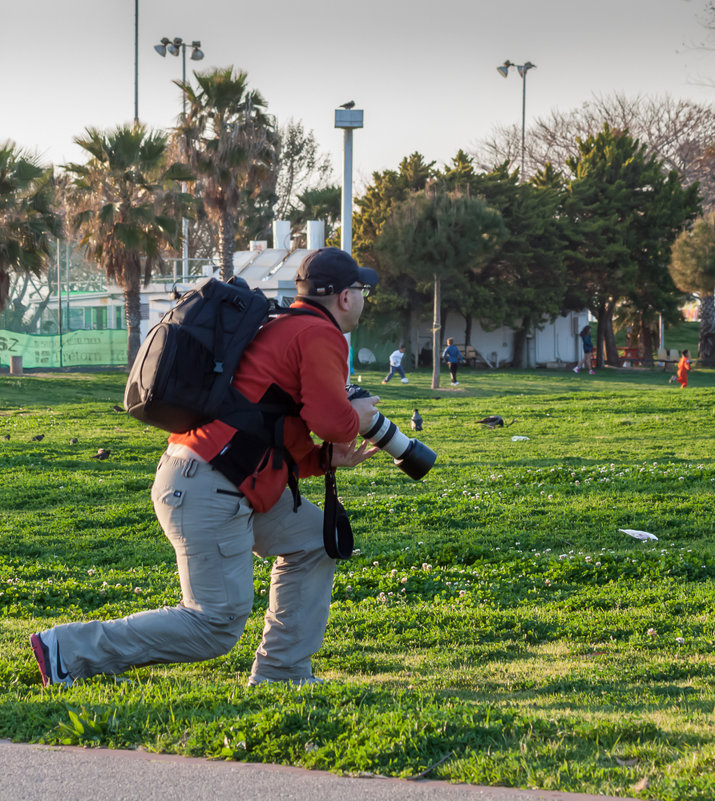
[352,153,436,352]
[376,188,504,388]
[0,142,61,312]
[274,119,333,222]
[66,125,190,366]
[444,156,570,366]
[474,95,715,206]
[175,67,279,281]
[564,125,699,366]
[670,212,715,365]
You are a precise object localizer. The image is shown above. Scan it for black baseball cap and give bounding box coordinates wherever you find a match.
[295,247,379,296]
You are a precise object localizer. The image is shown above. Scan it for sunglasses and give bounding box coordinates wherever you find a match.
[347,284,371,298]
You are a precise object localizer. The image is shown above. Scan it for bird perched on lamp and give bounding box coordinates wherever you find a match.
[339,100,355,109]
[411,409,423,431]
[476,415,517,429]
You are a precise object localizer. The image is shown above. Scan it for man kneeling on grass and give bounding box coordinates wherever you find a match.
[31,248,380,688]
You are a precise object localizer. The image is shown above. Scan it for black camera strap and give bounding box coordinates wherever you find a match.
[321,444,354,560]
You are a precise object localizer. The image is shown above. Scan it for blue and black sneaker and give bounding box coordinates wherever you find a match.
[30,630,73,688]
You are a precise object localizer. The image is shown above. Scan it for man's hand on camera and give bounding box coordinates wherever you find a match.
[331,438,380,468]
[350,394,380,434]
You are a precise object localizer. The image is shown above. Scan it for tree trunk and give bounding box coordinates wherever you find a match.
[596,302,619,367]
[124,283,142,370]
[596,304,606,368]
[637,321,654,367]
[431,273,441,389]
[464,313,472,348]
[699,294,715,366]
[512,316,531,369]
[603,303,619,366]
[218,207,235,282]
[408,304,419,372]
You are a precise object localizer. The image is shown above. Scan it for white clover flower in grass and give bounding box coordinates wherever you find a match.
[87,569,95,576]
[647,628,657,637]
[133,587,141,594]
[675,637,685,645]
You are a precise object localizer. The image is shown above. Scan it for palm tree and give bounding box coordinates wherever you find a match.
[66,125,191,367]
[0,141,61,312]
[175,67,279,281]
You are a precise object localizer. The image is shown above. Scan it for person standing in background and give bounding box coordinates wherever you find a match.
[382,344,408,384]
[442,338,465,386]
[573,325,595,375]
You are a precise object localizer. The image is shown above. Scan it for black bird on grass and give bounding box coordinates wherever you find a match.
[112,405,123,413]
[339,100,355,109]
[476,415,517,429]
[31,434,45,442]
[2,434,10,440]
[411,409,423,431]
[69,437,78,445]
[91,448,111,460]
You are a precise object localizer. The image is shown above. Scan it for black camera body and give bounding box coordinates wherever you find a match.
[347,385,436,480]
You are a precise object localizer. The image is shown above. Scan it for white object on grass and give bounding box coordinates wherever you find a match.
[619,528,658,541]
[511,435,529,442]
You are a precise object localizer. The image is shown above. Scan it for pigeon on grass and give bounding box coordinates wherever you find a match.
[476,415,517,429]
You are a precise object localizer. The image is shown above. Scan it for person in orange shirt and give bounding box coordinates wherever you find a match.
[31,248,381,689]
[670,349,692,387]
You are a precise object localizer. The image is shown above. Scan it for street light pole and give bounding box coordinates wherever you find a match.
[134,0,139,124]
[155,37,204,283]
[334,105,363,257]
[496,60,536,180]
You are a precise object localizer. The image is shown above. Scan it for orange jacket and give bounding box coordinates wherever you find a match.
[169,299,359,512]
[677,355,692,378]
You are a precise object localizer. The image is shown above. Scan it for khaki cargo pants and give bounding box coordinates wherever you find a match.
[53,451,336,683]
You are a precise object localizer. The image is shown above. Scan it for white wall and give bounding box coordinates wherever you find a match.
[415,309,589,367]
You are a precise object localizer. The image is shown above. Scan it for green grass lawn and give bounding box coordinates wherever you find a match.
[0,366,713,800]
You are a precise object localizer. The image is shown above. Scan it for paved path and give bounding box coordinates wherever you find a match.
[0,741,637,801]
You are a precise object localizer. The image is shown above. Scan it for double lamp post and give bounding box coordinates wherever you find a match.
[155,37,204,282]
[496,60,536,180]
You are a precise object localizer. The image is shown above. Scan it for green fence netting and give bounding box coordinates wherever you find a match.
[0,329,127,369]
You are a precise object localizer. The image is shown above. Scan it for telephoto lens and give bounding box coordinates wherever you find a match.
[347,385,436,480]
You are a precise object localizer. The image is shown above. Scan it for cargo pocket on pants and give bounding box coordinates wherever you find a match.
[217,536,253,622]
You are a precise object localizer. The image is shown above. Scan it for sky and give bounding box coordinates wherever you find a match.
[4,0,715,194]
